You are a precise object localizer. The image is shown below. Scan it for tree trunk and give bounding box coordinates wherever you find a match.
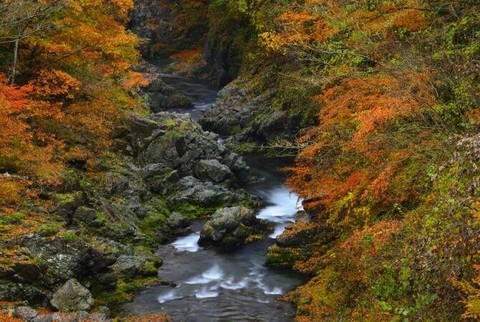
[10,38,19,84]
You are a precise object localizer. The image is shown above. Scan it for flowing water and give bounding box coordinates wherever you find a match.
[124,72,305,321]
[159,73,218,120]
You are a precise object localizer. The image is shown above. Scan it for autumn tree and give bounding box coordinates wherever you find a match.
[0,0,141,209]
[0,0,63,83]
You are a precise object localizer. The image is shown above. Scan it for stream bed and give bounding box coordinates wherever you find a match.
[123,72,305,321]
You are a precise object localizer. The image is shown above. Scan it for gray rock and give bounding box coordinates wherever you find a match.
[111,255,160,277]
[199,207,271,248]
[295,210,311,223]
[141,163,170,179]
[50,279,94,312]
[111,255,144,276]
[200,78,307,144]
[135,112,250,185]
[14,306,38,321]
[172,176,238,206]
[166,212,190,230]
[17,235,114,288]
[128,115,159,140]
[0,280,45,303]
[194,159,233,183]
[73,207,102,227]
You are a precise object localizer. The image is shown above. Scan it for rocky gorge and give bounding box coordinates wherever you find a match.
[0,37,305,322]
[0,1,316,320]
[2,1,480,321]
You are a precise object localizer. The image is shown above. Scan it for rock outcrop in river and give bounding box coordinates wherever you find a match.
[199,206,272,248]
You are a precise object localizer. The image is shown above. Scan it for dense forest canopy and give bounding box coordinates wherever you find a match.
[0,0,479,320]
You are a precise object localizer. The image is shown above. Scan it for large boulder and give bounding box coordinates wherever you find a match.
[134,113,250,182]
[165,212,191,236]
[171,176,241,206]
[111,255,161,277]
[50,279,94,312]
[194,159,233,183]
[16,236,115,288]
[199,207,271,248]
[0,280,45,304]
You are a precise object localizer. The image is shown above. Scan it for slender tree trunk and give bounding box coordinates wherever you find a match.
[11,38,19,84]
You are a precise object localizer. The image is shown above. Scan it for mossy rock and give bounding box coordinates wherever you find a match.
[265,244,302,269]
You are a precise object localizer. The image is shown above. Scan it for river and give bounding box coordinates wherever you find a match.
[123,74,304,321]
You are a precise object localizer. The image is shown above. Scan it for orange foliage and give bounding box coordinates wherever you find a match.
[0,314,21,322]
[0,179,23,207]
[0,0,140,213]
[170,48,203,63]
[262,0,427,59]
[124,313,171,322]
[168,48,204,74]
[341,220,401,261]
[318,72,434,150]
[33,0,139,77]
[362,165,395,200]
[107,0,135,22]
[391,9,427,31]
[287,71,437,221]
[261,6,340,52]
[21,0,141,155]
[33,70,80,101]
[0,74,62,183]
[121,71,149,90]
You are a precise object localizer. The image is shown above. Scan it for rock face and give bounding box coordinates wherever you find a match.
[135,62,193,113]
[130,1,238,86]
[200,77,307,143]
[199,207,271,248]
[194,159,234,183]
[124,113,254,200]
[0,111,257,302]
[50,279,94,312]
[111,255,160,277]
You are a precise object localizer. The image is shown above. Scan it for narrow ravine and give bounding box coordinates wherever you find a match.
[123,72,305,321]
[157,72,218,120]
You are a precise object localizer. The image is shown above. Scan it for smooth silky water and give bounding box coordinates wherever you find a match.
[123,72,305,321]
